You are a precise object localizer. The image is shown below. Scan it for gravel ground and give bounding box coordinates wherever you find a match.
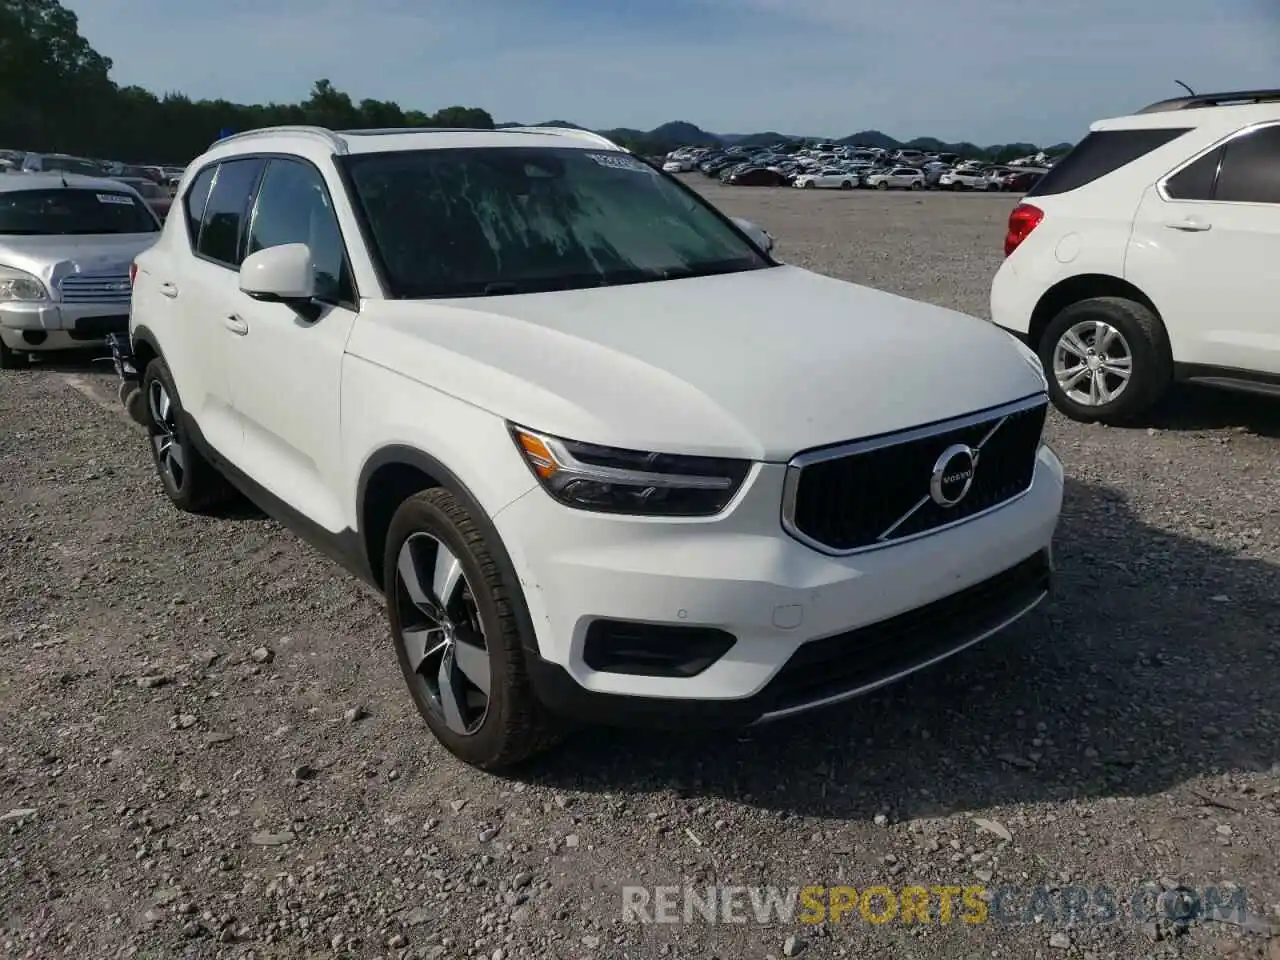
[2,182,1279,960]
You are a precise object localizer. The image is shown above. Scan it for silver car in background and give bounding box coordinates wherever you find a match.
[0,174,160,368]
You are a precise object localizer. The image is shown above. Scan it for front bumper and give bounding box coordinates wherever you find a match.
[498,445,1064,727]
[0,300,130,350]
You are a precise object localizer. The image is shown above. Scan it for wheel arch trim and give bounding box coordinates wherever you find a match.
[356,445,544,657]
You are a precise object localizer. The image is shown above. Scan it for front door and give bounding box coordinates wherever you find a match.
[224,156,359,533]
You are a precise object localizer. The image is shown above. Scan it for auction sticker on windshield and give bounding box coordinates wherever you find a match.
[587,153,650,172]
[97,194,135,205]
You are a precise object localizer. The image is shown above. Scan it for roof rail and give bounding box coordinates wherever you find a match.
[337,127,491,136]
[1136,88,1280,114]
[209,126,349,153]
[501,126,625,150]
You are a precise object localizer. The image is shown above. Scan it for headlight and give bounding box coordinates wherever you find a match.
[0,266,48,303]
[510,425,751,517]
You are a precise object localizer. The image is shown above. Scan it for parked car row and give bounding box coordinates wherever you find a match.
[665,143,1051,192]
[1,149,185,189]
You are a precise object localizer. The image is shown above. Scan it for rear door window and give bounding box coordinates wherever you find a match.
[1026,128,1191,197]
[195,157,266,267]
[183,166,216,246]
[1214,124,1280,204]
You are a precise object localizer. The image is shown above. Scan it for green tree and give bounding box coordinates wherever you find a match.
[0,0,113,149]
[0,0,494,162]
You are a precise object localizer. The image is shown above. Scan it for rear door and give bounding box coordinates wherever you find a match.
[176,156,266,463]
[1127,122,1280,376]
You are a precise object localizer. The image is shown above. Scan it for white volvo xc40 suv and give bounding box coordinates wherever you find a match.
[117,125,1064,769]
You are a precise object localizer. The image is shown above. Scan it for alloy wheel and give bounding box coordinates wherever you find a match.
[1052,319,1134,407]
[148,379,186,489]
[394,532,491,735]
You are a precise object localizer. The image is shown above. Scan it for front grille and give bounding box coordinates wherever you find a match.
[785,397,1048,553]
[59,273,131,304]
[761,549,1050,714]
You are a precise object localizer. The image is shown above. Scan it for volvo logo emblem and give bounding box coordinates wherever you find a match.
[929,443,978,508]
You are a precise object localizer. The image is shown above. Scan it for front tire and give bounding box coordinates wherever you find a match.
[384,487,562,770]
[141,358,232,512]
[1038,296,1172,425]
[877,181,888,190]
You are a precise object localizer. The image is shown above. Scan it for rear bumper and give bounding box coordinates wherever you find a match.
[989,258,1037,338]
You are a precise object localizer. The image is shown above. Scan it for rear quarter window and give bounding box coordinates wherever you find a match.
[1026,128,1192,198]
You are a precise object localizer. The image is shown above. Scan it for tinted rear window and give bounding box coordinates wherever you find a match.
[1026,128,1191,198]
[1215,124,1280,204]
[0,188,158,235]
[1163,146,1222,200]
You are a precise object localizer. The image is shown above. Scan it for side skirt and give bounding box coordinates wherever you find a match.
[180,413,381,593]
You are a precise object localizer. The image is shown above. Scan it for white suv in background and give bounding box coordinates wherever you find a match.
[117,124,1063,769]
[864,167,925,190]
[992,88,1280,423]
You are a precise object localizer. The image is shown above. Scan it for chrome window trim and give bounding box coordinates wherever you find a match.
[1155,119,1280,205]
[780,392,1049,557]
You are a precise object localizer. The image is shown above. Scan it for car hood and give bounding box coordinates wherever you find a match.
[0,233,159,289]
[348,265,1045,461]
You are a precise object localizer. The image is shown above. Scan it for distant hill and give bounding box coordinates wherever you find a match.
[496,118,1072,161]
[720,131,794,146]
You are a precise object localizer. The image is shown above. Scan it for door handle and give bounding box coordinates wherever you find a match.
[222,314,249,335]
[1165,218,1212,232]
[159,282,179,298]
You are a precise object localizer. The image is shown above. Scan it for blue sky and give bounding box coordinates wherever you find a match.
[71,0,1279,145]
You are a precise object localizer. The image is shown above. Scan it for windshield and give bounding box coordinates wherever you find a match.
[0,188,159,235]
[342,147,772,298]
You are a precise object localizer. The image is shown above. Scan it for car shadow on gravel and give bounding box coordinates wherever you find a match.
[1144,385,1280,437]
[524,476,1279,822]
[18,348,114,373]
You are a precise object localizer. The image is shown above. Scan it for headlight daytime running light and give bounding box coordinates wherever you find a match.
[509,424,750,517]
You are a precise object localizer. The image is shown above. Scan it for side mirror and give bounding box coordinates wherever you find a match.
[732,217,774,254]
[239,243,315,304]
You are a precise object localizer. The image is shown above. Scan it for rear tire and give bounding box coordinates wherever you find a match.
[1038,296,1172,425]
[384,488,563,771]
[141,358,233,512]
[841,180,852,189]
[0,340,27,370]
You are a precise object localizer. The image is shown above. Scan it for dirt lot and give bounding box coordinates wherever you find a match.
[2,184,1279,960]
